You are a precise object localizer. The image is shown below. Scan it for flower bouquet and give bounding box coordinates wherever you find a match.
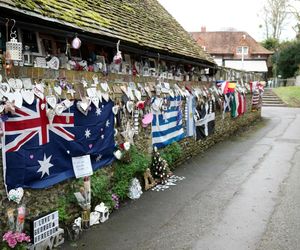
[2,231,30,249]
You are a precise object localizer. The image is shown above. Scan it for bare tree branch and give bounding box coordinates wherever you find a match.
[261,0,290,40]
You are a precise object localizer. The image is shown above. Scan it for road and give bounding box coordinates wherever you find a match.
[65,107,300,250]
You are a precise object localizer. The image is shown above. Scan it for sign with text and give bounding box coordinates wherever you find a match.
[31,211,59,244]
[72,155,93,178]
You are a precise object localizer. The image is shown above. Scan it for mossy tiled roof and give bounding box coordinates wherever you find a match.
[0,0,215,65]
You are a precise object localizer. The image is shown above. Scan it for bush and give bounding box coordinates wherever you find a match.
[91,170,114,209]
[112,146,151,199]
[159,142,182,169]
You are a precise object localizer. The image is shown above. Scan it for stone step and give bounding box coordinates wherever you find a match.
[263,95,282,99]
[263,103,286,107]
[261,89,287,107]
[262,101,285,105]
[262,98,283,102]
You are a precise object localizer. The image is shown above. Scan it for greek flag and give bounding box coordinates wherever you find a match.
[152,96,185,148]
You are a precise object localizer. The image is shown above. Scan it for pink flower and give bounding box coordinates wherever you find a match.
[2,231,31,248]
[3,231,14,241]
[7,237,17,248]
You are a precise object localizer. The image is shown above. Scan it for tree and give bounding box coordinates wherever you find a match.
[261,37,280,51]
[289,0,300,39]
[277,40,300,78]
[261,0,290,40]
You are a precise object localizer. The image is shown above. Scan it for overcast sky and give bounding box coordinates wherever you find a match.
[158,0,298,42]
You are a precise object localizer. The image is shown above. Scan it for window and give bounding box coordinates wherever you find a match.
[236,46,248,55]
[17,29,42,55]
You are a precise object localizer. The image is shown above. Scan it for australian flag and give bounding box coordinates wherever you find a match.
[2,99,115,191]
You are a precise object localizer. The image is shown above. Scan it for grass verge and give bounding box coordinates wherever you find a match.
[272,86,300,107]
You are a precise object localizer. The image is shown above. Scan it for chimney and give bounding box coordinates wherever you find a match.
[201,26,206,32]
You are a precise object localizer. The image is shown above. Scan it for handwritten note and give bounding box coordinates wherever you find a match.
[72,155,93,178]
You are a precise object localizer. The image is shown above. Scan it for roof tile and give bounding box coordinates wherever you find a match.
[0,0,215,64]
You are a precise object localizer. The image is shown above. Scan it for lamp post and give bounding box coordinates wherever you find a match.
[241,47,244,71]
[241,34,246,71]
[274,49,279,88]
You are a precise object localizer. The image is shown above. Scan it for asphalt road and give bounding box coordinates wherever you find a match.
[65,107,300,250]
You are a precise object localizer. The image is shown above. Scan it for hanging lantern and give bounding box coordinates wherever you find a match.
[6,19,22,61]
[6,37,22,61]
[71,34,81,49]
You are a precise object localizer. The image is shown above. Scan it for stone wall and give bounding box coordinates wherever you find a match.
[0,94,261,232]
[0,66,261,232]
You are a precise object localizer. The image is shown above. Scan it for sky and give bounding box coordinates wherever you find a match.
[158,0,299,42]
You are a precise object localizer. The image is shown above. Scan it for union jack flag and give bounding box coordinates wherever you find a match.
[4,99,74,152]
[2,99,115,191]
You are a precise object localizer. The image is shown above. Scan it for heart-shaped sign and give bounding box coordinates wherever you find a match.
[22,78,33,89]
[47,109,56,125]
[126,101,134,113]
[142,112,153,126]
[89,144,93,149]
[113,150,122,160]
[61,99,74,110]
[8,187,24,204]
[134,89,142,101]
[79,97,91,111]
[128,88,135,101]
[102,92,110,102]
[8,78,16,89]
[91,96,99,108]
[76,101,89,116]
[46,95,57,109]
[33,84,44,99]
[21,89,35,105]
[112,105,119,115]
[14,92,23,109]
[0,82,11,97]
[92,75,99,87]
[55,104,64,115]
[86,87,97,98]
[47,56,59,70]
[96,90,103,102]
[100,82,109,92]
[14,79,23,90]
[7,92,23,109]
[120,86,129,97]
[54,85,62,96]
